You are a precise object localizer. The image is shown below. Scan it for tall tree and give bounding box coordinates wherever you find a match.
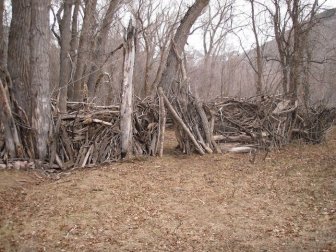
[58,0,73,113]
[30,0,51,159]
[201,0,232,97]
[87,0,120,99]
[151,5,180,95]
[73,0,97,102]
[0,0,5,67]
[7,0,31,116]
[159,0,210,95]
[120,20,136,158]
[67,0,80,101]
[249,0,263,97]
[268,0,320,101]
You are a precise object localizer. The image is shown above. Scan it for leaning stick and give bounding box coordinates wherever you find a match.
[158,90,166,157]
[158,88,205,155]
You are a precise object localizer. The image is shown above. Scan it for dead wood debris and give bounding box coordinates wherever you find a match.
[49,97,162,170]
[162,93,335,155]
[0,98,162,170]
[213,97,335,153]
[0,92,335,170]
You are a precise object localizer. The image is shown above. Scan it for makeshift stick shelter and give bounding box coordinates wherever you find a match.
[0,88,335,170]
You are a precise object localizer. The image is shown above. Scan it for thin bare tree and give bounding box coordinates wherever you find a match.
[132,0,180,96]
[58,0,73,113]
[73,0,97,102]
[200,0,232,98]
[67,0,81,101]
[87,0,121,99]
[249,0,263,96]
[268,0,322,101]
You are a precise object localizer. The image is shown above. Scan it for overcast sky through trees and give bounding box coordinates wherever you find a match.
[187,0,336,54]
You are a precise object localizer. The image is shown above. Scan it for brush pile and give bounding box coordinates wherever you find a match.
[1,92,335,169]
[163,92,335,155]
[211,96,335,150]
[48,98,161,170]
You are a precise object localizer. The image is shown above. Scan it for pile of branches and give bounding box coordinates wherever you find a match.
[211,97,335,150]
[1,89,335,169]
[161,91,335,155]
[158,88,220,155]
[48,98,161,170]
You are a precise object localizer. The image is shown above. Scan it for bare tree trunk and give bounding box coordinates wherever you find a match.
[204,55,211,98]
[271,0,289,96]
[288,0,300,102]
[106,61,118,105]
[87,0,120,99]
[30,0,51,159]
[159,0,210,95]
[250,0,263,96]
[58,0,73,113]
[67,0,80,101]
[301,33,312,111]
[120,21,136,159]
[73,0,97,102]
[7,0,31,117]
[151,44,169,95]
[0,0,5,67]
[144,40,152,97]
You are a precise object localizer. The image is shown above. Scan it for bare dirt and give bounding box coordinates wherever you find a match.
[0,129,335,251]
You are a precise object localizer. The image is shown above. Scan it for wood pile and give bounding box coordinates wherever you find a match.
[159,88,219,155]
[211,97,335,150]
[1,91,335,170]
[47,98,161,170]
[132,97,163,156]
[211,98,269,153]
[161,91,335,155]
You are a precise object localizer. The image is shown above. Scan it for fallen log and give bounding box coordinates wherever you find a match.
[212,134,253,143]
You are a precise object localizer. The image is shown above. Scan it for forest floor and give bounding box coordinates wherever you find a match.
[0,128,335,252]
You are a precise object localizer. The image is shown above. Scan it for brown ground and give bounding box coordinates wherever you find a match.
[0,129,335,252]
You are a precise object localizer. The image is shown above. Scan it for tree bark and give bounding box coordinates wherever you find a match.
[58,0,73,113]
[159,0,209,95]
[67,0,80,101]
[30,0,51,159]
[0,0,5,67]
[143,39,152,97]
[7,0,31,117]
[73,0,97,102]
[120,21,136,159]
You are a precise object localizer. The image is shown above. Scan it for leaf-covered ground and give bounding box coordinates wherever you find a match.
[1,129,335,251]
